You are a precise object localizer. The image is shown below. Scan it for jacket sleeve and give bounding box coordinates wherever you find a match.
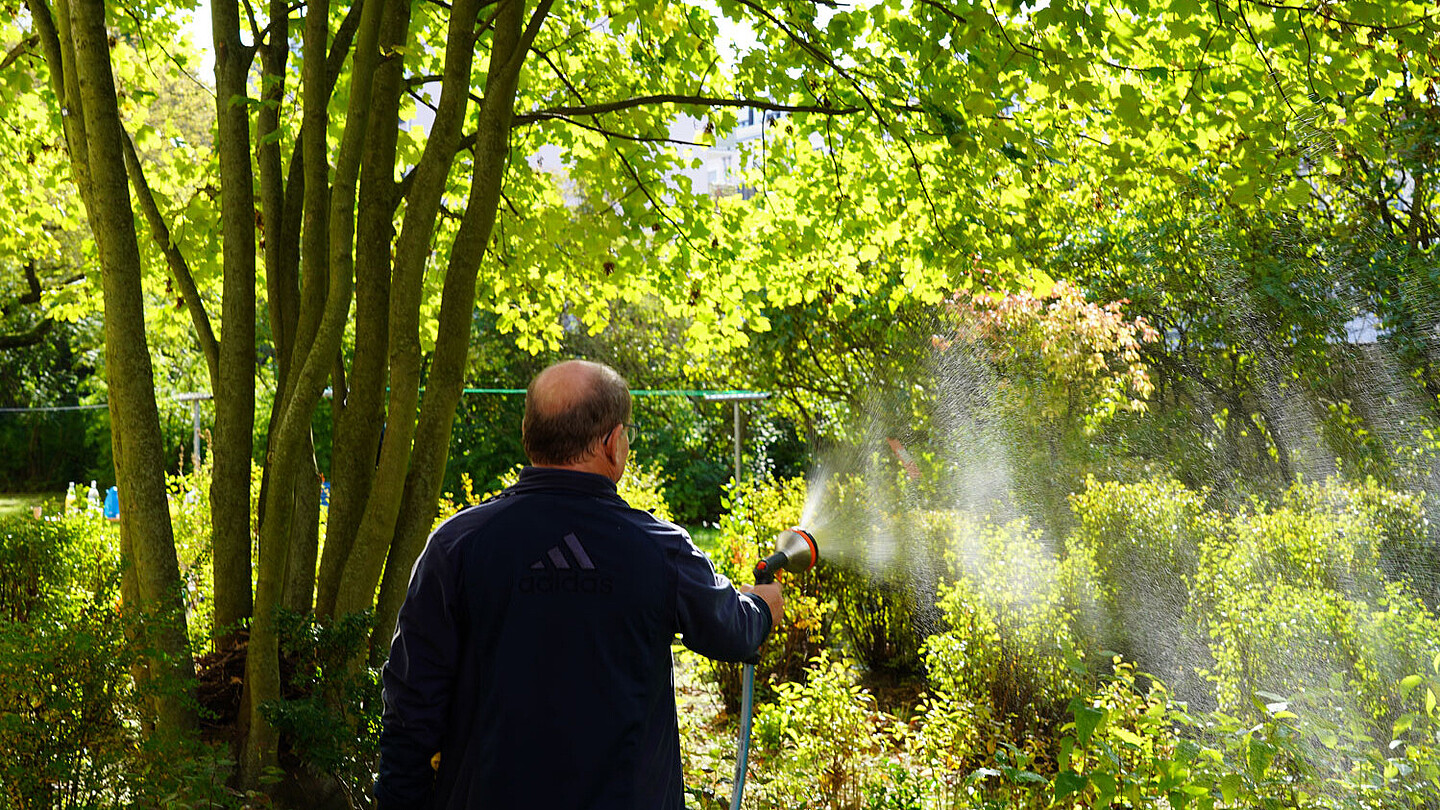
[673,533,773,662]
[375,536,461,810]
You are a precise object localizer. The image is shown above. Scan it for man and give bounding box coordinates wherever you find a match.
[376,360,783,809]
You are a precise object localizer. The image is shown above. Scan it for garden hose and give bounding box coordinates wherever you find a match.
[731,528,818,810]
[730,662,756,810]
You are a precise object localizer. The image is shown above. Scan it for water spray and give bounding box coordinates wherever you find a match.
[731,527,818,810]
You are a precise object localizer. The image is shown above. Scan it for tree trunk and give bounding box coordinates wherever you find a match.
[68,0,197,736]
[331,0,490,621]
[211,0,259,649]
[239,0,390,785]
[282,434,321,613]
[315,0,413,619]
[371,0,537,652]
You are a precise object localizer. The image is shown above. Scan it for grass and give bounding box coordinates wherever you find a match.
[686,524,722,556]
[0,492,59,519]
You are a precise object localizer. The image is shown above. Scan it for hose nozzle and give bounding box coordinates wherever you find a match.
[754,527,818,584]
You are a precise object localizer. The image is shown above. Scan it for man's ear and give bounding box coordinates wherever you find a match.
[601,423,622,464]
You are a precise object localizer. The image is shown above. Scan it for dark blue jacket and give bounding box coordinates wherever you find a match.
[375,467,772,809]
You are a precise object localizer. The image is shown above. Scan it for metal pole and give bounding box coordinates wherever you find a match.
[176,393,212,470]
[191,400,202,469]
[733,400,742,485]
[701,391,769,489]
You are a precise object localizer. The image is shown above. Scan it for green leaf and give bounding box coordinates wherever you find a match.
[1091,771,1117,803]
[1053,769,1088,800]
[1247,739,1276,780]
[1219,773,1242,804]
[1075,705,1104,746]
[1400,674,1424,700]
[1110,726,1146,748]
[1393,713,1415,737]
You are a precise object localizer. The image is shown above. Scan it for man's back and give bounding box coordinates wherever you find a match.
[377,467,771,809]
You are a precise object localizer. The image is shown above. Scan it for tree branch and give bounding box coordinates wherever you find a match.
[327,0,366,91]
[405,73,443,88]
[122,128,221,386]
[0,35,39,73]
[617,152,712,261]
[117,4,220,98]
[401,92,864,200]
[0,318,53,351]
[1234,0,1298,117]
[18,261,42,306]
[240,0,264,48]
[729,0,886,121]
[515,112,705,146]
[1235,0,1435,32]
[408,86,440,116]
[524,93,861,119]
[915,0,966,25]
[516,0,555,58]
[983,0,1045,61]
[0,261,45,319]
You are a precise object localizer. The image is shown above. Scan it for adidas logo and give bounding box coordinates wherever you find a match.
[530,534,596,571]
[518,533,613,595]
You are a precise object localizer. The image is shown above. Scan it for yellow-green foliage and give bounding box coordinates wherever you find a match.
[1194,478,1440,723]
[618,462,674,521]
[438,462,674,523]
[816,470,965,676]
[165,455,265,646]
[1066,477,1216,610]
[1064,477,1224,701]
[926,515,1081,732]
[750,652,883,809]
[713,476,809,583]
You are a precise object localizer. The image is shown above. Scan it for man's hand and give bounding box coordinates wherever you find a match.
[740,582,784,626]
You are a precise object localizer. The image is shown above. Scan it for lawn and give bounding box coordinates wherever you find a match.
[0,492,52,519]
[685,524,722,556]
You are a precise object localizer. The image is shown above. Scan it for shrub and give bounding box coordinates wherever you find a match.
[1290,477,1436,604]
[1050,658,1320,810]
[925,516,1081,737]
[749,652,883,809]
[1065,477,1221,705]
[261,609,383,808]
[1193,478,1440,725]
[815,471,952,679]
[0,585,133,808]
[0,513,263,810]
[440,461,675,523]
[164,451,265,647]
[0,514,131,808]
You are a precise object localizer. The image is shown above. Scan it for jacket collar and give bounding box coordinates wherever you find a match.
[508,466,621,498]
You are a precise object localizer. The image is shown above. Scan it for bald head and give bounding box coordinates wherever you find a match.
[523,360,631,466]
